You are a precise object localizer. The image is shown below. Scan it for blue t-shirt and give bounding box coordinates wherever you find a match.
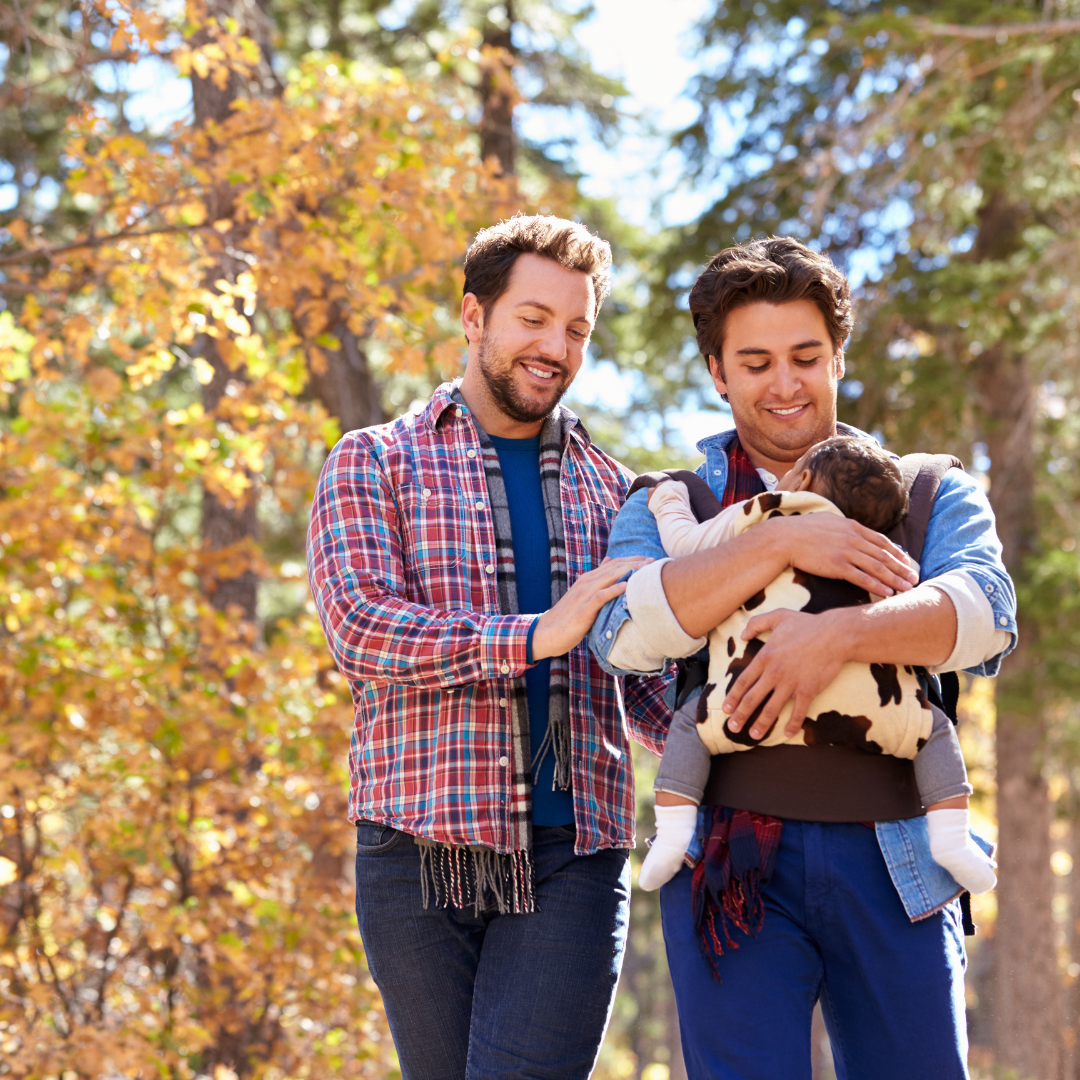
[489,434,575,826]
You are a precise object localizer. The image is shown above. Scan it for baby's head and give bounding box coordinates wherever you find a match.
[777,436,908,534]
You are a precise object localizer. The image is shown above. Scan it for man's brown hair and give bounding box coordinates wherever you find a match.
[463,214,612,319]
[804,436,908,535]
[688,236,853,368]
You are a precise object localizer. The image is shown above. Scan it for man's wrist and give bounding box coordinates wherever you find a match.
[754,516,795,573]
[821,605,862,665]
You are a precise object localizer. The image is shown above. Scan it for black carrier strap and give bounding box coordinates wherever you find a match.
[628,470,725,711]
[627,469,724,522]
[887,453,964,725]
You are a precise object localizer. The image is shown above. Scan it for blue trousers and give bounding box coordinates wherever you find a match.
[661,820,970,1080]
[354,821,630,1080]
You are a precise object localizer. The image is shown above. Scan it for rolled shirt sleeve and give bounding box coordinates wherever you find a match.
[918,469,1017,676]
[924,569,1013,676]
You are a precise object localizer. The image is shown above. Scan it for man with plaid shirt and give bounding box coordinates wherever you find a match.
[308,215,671,1080]
[591,237,1015,1080]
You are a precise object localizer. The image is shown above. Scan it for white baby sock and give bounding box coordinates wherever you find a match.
[927,808,997,895]
[638,803,699,892]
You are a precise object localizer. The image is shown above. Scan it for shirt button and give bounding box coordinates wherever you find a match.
[499,755,509,767]
[500,662,510,673]
[485,564,495,574]
[984,584,994,594]
[606,630,613,639]
[714,469,722,476]
[999,616,1008,626]
[422,487,431,498]
[456,408,463,417]
[467,449,477,458]
[762,472,776,484]
[499,698,508,707]
[475,501,484,511]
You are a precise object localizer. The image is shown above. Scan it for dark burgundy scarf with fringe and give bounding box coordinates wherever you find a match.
[692,806,782,977]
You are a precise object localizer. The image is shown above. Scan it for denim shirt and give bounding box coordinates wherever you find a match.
[591,424,1016,921]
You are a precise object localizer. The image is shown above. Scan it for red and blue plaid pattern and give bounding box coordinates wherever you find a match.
[720,437,768,510]
[307,383,672,856]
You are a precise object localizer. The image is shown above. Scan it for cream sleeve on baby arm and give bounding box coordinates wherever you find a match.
[648,481,744,556]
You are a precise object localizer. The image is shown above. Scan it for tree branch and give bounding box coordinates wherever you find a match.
[913,17,1080,39]
[0,223,213,267]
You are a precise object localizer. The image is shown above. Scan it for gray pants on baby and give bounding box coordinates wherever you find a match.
[655,694,972,807]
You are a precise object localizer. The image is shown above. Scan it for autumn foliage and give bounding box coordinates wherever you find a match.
[0,4,516,1076]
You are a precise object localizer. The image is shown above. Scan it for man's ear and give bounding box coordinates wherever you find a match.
[834,347,845,380]
[708,354,731,405]
[462,293,484,344]
[708,354,729,403]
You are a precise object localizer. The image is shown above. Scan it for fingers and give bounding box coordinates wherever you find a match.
[853,524,919,585]
[783,690,813,738]
[721,653,766,731]
[741,608,787,642]
[596,555,652,576]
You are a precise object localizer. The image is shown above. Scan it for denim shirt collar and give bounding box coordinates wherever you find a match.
[695,422,876,494]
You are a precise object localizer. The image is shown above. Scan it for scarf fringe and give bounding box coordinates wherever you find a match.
[531,715,573,791]
[416,839,537,915]
[691,806,781,980]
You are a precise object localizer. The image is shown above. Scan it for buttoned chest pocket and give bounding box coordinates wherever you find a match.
[397,484,476,606]
[568,500,618,575]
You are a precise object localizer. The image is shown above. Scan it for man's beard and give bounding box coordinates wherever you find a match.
[476,334,572,424]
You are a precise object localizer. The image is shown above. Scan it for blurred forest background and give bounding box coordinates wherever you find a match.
[0,2,1078,1079]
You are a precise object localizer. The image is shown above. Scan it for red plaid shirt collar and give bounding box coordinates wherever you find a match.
[423,382,592,449]
[720,437,768,509]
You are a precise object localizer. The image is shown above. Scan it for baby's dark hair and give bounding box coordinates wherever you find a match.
[803,436,908,534]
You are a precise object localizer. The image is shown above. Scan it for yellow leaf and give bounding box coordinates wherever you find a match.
[0,858,16,886]
[194,357,216,385]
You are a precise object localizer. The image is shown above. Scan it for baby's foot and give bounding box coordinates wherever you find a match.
[927,808,997,895]
[638,803,698,892]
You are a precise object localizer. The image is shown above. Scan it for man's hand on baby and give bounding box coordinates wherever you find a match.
[769,512,917,599]
[722,608,846,740]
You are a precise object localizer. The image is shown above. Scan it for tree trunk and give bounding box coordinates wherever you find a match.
[305,314,385,435]
[189,0,278,620]
[478,2,516,176]
[973,279,1061,1076]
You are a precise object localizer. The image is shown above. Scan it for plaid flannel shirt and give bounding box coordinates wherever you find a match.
[307,382,673,856]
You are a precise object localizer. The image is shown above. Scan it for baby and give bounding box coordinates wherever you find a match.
[638,436,997,895]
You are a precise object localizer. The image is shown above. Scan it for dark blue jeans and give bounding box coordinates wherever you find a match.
[354,821,630,1080]
[661,820,969,1080]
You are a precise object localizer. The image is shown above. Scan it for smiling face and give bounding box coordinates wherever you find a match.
[710,299,844,476]
[460,252,595,437]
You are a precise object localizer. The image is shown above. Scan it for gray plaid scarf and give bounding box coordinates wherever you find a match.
[416,390,572,915]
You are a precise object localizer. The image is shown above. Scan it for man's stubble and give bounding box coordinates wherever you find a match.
[475,331,575,426]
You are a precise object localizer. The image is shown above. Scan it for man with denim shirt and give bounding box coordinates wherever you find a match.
[590,237,1015,1080]
[308,216,671,1080]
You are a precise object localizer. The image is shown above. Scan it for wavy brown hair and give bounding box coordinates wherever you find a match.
[463,214,612,319]
[688,236,853,368]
